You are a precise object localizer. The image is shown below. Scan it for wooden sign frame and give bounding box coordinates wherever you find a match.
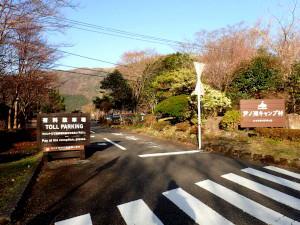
[37,113,90,161]
[240,99,286,128]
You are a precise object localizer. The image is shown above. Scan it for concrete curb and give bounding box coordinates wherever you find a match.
[0,156,43,224]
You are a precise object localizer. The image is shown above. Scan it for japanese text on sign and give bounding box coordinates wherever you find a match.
[240,99,285,128]
[37,113,90,151]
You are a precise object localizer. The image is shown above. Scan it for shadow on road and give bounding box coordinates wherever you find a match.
[153,180,196,225]
[22,157,120,225]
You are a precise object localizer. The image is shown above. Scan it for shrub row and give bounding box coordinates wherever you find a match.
[175,122,191,131]
[255,128,300,142]
[152,121,170,131]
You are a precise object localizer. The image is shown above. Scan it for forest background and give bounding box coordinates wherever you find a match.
[0,0,299,129]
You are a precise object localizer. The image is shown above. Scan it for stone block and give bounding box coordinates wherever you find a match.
[262,155,275,164]
[233,149,243,157]
[204,117,222,134]
[253,154,263,161]
[286,114,300,129]
[276,158,288,165]
[241,152,252,159]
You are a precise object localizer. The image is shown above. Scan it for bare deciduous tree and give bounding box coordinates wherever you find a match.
[192,22,262,92]
[254,0,300,78]
[0,0,77,128]
[117,49,160,110]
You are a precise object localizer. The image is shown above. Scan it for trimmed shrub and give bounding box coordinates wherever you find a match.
[144,114,157,127]
[176,122,191,131]
[221,110,241,130]
[154,95,190,122]
[152,121,170,131]
[255,128,300,142]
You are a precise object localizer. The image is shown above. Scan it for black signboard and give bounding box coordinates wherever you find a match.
[37,113,90,152]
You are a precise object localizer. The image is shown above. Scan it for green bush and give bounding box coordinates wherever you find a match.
[154,95,190,122]
[221,110,241,130]
[255,128,300,142]
[143,114,157,127]
[152,121,171,131]
[175,122,191,131]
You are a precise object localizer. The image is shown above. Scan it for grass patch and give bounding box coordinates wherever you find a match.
[265,138,283,145]
[249,138,300,160]
[0,130,40,214]
[0,153,40,214]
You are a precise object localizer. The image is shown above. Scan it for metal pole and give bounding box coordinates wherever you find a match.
[193,62,205,150]
[197,77,201,150]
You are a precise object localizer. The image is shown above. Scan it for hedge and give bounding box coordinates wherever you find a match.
[255,128,300,142]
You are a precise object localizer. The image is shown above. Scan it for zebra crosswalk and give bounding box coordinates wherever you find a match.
[118,166,300,225]
[163,188,234,225]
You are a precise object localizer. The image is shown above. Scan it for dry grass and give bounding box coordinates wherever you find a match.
[118,124,300,161]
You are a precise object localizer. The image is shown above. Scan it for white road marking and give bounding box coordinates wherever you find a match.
[117,199,163,225]
[97,143,107,146]
[196,180,300,225]
[55,213,93,225]
[242,168,300,191]
[163,188,233,225]
[264,166,300,180]
[125,136,139,141]
[145,142,162,149]
[90,130,95,134]
[103,138,127,150]
[139,150,202,158]
[90,136,95,138]
[111,133,123,136]
[222,173,300,209]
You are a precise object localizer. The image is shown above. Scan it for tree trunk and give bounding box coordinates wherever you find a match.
[13,99,18,129]
[8,108,11,129]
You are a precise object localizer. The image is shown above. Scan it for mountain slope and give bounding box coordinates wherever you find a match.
[55,67,114,99]
[51,67,114,111]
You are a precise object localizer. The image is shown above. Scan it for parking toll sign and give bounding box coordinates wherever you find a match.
[37,113,90,152]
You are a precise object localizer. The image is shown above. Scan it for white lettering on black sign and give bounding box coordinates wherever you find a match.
[37,114,90,150]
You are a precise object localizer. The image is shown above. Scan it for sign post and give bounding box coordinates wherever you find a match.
[193,62,205,150]
[37,113,90,162]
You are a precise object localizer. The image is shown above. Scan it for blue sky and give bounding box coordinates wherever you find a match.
[51,0,274,70]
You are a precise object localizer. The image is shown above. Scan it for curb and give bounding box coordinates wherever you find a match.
[0,155,43,224]
[115,126,300,170]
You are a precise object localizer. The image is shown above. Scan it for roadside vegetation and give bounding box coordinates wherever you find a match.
[0,154,40,214]
[104,118,300,168]
[91,2,299,168]
[0,130,41,215]
[0,0,299,215]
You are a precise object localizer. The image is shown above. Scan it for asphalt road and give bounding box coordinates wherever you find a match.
[15,125,300,225]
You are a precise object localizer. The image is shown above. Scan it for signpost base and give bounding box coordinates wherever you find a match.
[42,152,49,163]
[41,149,86,163]
[80,149,86,160]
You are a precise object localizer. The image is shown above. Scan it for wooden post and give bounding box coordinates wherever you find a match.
[42,152,49,163]
[80,148,86,160]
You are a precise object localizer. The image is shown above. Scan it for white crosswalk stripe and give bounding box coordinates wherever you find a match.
[117,199,164,225]
[265,166,300,179]
[163,188,233,225]
[117,166,300,225]
[242,167,300,191]
[196,179,300,225]
[55,213,93,225]
[222,173,300,209]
